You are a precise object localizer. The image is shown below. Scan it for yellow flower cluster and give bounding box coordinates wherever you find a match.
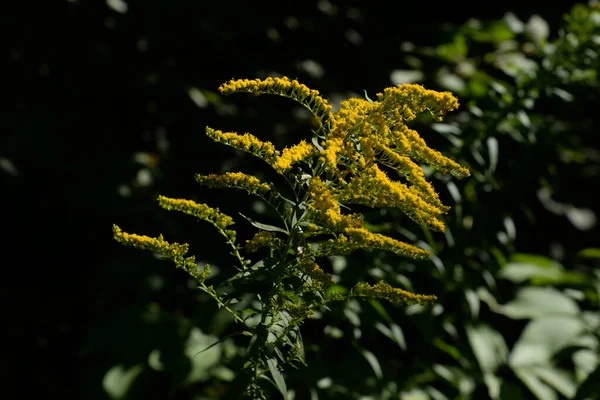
[392,123,469,179]
[206,127,278,162]
[313,83,470,231]
[329,98,373,139]
[319,228,429,259]
[306,177,342,226]
[273,140,315,173]
[219,77,333,125]
[334,164,447,231]
[206,127,316,174]
[157,195,236,241]
[246,231,281,253]
[376,84,459,122]
[303,177,432,257]
[353,280,437,305]
[112,224,206,280]
[344,227,430,259]
[196,172,271,196]
[298,257,334,289]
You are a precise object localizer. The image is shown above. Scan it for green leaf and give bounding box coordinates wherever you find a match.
[184,327,222,384]
[437,34,468,61]
[211,365,235,382]
[192,330,250,356]
[500,253,589,285]
[375,322,407,351]
[311,136,324,151]
[266,358,288,400]
[433,339,464,365]
[513,367,558,400]
[390,323,407,352]
[466,324,508,373]
[390,69,424,85]
[503,266,587,286]
[102,364,144,399]
[510,316,585,367]
[326,284,348,297]
[498,287,579,319]
[369,298,392,323]
[361,348,383,379]
[483,373,502,400]
[487,137,499,173]
[573,364,600,400]
[577,248,600,259]
[531,366,577,399]
[510,254,561,268]
[471,20,515,43]
[239,213,288,234]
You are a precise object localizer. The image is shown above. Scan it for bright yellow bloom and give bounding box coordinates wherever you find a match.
[393,123,470,179]
[297,257,334,289]
[112,224,206,280]
[206,127,278,162]
[196,172,272,196]
[376,84,459,122]
[246,231,281,253]
[157,195,236,241]
[353,281,437,305]
[333,164,446,231]
[376,145,447,211]
[329,98,372,140]
[219,77,333,129]
[273,140,315,173]
[306,177,343,227]
[343,227,430,259]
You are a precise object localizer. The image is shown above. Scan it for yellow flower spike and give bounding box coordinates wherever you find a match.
[395,124,470,179]
[377,84,460,122]
[196,172,272,196]
[329,97,373,139]
[334,164,447,232]
[297,257,334,289]
[246,231,281,253]
[157,195,235,236]
[320,137,345,171]
[305,177,343,227]
[376,145,448,211]
[112,224,201,280]
[273,140,316,173]
[113,224,188,255]
[206,127,279,164]
[219,77,333,130]
[344,227,430,259]
[353,281,437,305]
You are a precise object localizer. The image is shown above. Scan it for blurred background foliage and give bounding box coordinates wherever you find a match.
[2,0,599,399]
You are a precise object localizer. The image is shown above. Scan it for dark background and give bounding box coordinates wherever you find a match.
[2,0,591,398]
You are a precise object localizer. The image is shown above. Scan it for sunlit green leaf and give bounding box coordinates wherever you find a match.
[577,248,600,259]
[267,358,288,400]
[510,316,585,367]
[513,367,558,400]
[102,364,144,399]
[437,34,468,61]
[471,21,515,43]
[466,324,508,373]
[361,348,383,379]
[573,364,600,400]
[498,287,579,319]
[531,366,577,398]
[239,213,288,234]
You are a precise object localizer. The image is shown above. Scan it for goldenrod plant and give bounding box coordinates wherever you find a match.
[113,77,469,398]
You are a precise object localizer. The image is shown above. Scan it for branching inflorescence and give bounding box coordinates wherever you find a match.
[113,76,469,398]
